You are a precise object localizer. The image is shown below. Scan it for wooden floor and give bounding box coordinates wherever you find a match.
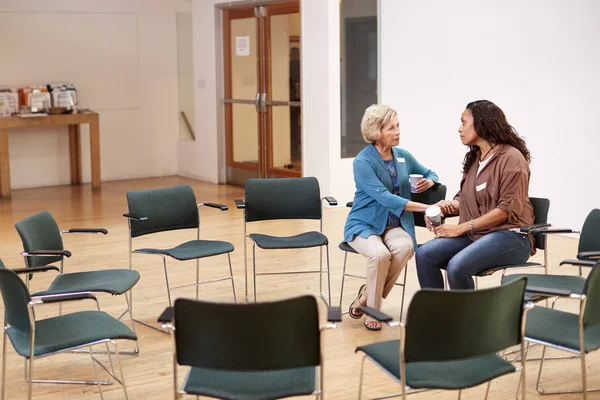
[0,176,597,399]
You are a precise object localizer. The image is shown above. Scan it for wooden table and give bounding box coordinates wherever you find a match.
[0,112,101,198]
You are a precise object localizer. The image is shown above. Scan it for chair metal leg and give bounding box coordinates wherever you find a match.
[443,269,448,290]
[320,356,324,400]
[253,242,257,303]
[339,252,348,309]
[162,255,173,308]
[89,345,104,399]
[227,253,237,303]
[2,328,7,400]
[244,223,248,302]
[358,355,366,400]
[27,320,34,400]
[196,259,200,300]
[27,356,33,400]
[581,348,588,400]
[457,389,461,400]
[399,266,408,321]
[535,345,547,394]
[485,381,491,400]
[320,244,332,307]
[112,341,130,400]
[124,293,140,354]
[319,245,323,297]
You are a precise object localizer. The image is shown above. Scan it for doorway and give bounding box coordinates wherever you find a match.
[223,1,301,186]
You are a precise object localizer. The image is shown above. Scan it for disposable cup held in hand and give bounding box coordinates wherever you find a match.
[409,174,423,193]
[425,205,442,227]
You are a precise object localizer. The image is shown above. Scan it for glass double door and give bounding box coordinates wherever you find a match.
[224,2,301,186]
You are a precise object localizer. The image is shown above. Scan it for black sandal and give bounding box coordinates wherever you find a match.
[348,284,367,319]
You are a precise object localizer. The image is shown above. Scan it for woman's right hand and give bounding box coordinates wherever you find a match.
[436,200,459,216]
[425,215,434,232]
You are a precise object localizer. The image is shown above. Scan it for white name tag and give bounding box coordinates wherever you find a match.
[476,182,487,192]
[396,158,405,163]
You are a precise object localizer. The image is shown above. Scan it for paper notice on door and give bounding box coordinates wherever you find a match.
[236,36,250,56]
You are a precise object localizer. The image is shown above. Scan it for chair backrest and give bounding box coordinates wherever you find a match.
[404,278,526,363]
[0,260,32,334]
[15,211,64,268]
[174,295,320,370]
[578,209,600,255]
[411,184,447,228]
[126,185,199,238]
[530,197,550,250]
[583,262,600,327]
[244,177,322,222]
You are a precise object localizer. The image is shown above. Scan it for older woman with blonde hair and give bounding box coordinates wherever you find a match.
[344,104,439,330]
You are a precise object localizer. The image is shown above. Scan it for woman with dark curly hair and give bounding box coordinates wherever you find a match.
[415,100,534,290]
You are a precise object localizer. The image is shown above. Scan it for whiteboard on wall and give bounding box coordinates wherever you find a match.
[0,12,139,110]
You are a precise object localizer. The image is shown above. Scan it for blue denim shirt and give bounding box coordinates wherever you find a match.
[343,145,439,249]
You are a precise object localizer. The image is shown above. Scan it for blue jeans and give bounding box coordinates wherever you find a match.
[415,230,532,290]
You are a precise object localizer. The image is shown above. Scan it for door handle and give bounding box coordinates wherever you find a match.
[260,93,267,112]
[254,92,260,113]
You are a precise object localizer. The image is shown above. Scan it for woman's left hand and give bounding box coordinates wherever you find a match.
[433,224,465,238]
[414,178,435,193]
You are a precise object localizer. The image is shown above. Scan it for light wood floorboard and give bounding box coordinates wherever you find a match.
[0,176,597,399]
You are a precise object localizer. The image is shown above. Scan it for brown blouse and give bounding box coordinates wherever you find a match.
[454,144,534,241]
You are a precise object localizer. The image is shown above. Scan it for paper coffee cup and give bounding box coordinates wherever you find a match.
[409,174,423,193]
[425,205,442,227]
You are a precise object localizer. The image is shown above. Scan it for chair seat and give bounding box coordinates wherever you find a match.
[182,366,316,400]
[476,262,542,277]
[525,306,600,353]
[502,274,586,296]
[357,340,516,390]
[6,311,137,358]
[249,232,327,249]
[32,269,140,296]
[339,241,358,254]
[137,239,234,260]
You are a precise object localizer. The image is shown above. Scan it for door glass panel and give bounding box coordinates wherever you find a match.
[231,18,258,100]
[232,103,259,165]
[269,12,301,172]
[269,13,300,102]
[271,105,301,169]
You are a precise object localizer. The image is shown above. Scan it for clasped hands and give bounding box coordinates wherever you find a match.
[424,199,465,238]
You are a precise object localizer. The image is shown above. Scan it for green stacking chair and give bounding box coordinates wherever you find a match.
[158,295,341,400]
[472,197,577,291]
[475,197,555,280]
[339,184,447,319]
[0,259,136,400]
[125,184,236,332]
[355,278,529,400]
[502,209,600,299]
[524,261,600,399]
[14,211,140,354]
[234,177,337,304]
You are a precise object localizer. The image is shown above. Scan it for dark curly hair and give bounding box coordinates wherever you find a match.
[462,100,531,173]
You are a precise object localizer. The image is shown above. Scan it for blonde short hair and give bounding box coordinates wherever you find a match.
[360,104,398,144]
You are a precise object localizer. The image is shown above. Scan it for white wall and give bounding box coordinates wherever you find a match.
[377,0,600,229]
[0,0,182,189]
[177,11,195,141]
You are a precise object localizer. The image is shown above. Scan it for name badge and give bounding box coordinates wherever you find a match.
[476,182,487,192]
[396,158,405,163]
